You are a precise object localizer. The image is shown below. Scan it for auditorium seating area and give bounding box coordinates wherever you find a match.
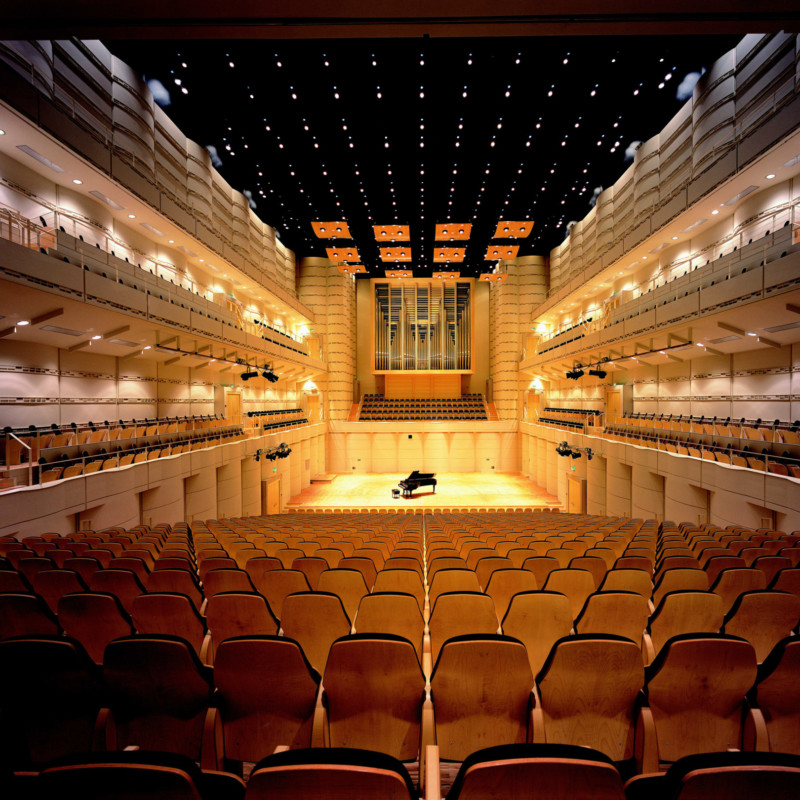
[2,510,799,795]
[1,415,251,487]
[359,394,488,421]
[602,415,800,476]
[0,410,316,488]
[245,408,309,431]
[537,407,603,432]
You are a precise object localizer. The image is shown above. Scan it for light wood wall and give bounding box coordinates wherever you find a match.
[0,339,300,430]
[327,421,519,474]
[490,257,548,419]
[384,374,461,398]
[298,259,357,420]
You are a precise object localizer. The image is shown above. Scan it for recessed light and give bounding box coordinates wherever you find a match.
[17,145,65,173]
[16,320,30,326]
[91,335,101,340]
[746,331,757,336]
[127,213,136,219]
[765,173,776,179]
[89,190,124,210]
[0,129,5,135]
[72,179,83,185]
[143,345,152,350]
[711,209,719,215]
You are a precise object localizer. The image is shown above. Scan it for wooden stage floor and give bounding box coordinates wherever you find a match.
[286,472,561,513]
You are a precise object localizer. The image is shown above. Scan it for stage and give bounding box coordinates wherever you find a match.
[286,472,561,513]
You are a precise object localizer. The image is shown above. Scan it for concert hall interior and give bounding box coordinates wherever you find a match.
[1,4,800,797]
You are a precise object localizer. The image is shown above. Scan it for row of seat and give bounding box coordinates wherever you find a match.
[540,407,602,426]
[7,746,800,800]
[5,541,799,674]
[618,414,800,443]
[2,631,798,780]
[3,512,798,782]
[38,429,248,483]
[3,414,234,466]
[359,395,488,421]
[603,427,800,475]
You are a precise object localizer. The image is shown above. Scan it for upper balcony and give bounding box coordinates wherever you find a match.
[0,207,327,376]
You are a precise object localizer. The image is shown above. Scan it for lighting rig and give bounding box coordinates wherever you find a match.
[566,357,610,380]
[253,442,292,462]
[241,364,280,382]
[555,441,594,460]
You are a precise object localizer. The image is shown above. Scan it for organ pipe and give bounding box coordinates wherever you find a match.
[373,280,472,371]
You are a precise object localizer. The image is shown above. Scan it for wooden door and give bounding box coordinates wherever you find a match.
[605,389,622,426]
[226,392,242,425]
[262,476,282,515]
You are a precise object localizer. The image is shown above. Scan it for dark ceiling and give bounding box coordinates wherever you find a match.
[108,35,741,277]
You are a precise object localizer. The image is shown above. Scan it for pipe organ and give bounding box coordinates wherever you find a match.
[373,279,473,372]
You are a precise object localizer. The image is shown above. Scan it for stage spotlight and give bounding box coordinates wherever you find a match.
[571,450,582,459]
[585,449,594,461]
[589,368,607,379]
[240,370,259,380]
[572,368,584,379]
[276,442,292,459]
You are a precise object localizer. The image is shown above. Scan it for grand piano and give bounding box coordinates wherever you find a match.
[398,470,437,498]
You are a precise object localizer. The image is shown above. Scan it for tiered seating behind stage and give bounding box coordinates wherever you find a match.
[359,394,488,421]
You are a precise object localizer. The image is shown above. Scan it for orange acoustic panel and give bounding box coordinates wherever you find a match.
[433,247,466,263]
[385,270,413,278]
[485,244,519,260]
[432,271,461,280]
[380,247,412,262]
[480,273,508,282]
[374,224,410,240]
[326,246,360,262]
[493,221,534,238]
[435,223,472,240]
[312,221,351,238]
[336,263,367,274]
